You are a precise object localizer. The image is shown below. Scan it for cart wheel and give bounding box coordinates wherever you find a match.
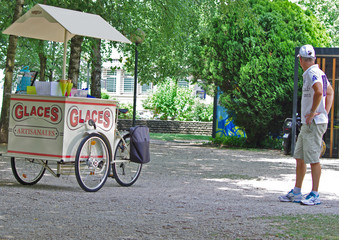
[11,157,46,185]
[112,134,142,187]
[75,133,111,192]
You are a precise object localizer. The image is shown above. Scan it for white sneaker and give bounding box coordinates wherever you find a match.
[301,192,321,206]
[279,189,302,203]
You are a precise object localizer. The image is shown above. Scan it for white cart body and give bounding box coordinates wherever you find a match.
[7,94,117,162]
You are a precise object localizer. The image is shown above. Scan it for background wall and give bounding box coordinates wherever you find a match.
[118,119,212,136]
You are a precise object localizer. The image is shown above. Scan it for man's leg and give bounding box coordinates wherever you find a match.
[279,158,306,202]
[310,162,321,192]
[300,162,322,205]
[295,158,307,189]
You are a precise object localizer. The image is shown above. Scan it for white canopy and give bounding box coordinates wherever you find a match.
[3,4,131,79]
[3,4,131,43]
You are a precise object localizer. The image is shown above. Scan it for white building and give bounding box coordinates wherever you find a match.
[99,52,212,118]
[100,58,152,116]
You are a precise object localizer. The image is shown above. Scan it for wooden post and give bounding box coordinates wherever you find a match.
[319,58,332,157]
[330,58,336,157]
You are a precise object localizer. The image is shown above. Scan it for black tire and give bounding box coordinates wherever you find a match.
[112,134,142,187]
[283,139,291,155]
[75,133,111,192]
[11,157,46,185]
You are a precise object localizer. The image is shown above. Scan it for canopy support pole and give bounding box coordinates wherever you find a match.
[62,29,68,80]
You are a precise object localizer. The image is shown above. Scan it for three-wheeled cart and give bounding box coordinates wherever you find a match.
[6,94,142,192]
[2,4,142,192]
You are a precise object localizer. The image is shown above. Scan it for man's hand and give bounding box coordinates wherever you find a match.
[305,111,320,125]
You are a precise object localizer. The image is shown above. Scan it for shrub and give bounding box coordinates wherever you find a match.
[212,136,247,148]
[143,79,213,121]
[192,101,214,122]
[101,92,110,99]
[212,135,282,150]
[261,136,283,150]
[118,103,139,120]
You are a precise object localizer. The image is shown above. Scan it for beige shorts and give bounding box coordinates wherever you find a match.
[293,121,327,164]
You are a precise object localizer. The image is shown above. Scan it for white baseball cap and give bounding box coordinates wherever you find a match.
[297,45,316,59]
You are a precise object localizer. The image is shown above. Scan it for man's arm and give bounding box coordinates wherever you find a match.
[325,83,334,114]
[305,82,322,125]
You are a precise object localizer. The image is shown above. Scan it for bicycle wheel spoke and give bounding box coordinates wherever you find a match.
[11,157,46,185]
[112,134,142,187]
[75,134,111,192]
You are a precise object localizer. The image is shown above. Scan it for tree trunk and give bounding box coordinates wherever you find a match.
[68,35,84,88]
[0,0,24,143]
[48,41,57,82]
[38,40,46,81]
[90,39,102,98]
[39,52,47,81]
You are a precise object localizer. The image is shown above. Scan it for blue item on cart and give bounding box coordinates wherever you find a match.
[16,66,31,93]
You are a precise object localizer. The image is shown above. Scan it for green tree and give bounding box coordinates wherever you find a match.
[192,0,330,146]
[0,0,24,143]
[0,1,16,75]
[297,0,339,47]
[116,0,215,85]
[1,0,211,88]
[0,0,79,82]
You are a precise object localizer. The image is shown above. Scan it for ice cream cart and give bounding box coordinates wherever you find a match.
[2,4,142,192]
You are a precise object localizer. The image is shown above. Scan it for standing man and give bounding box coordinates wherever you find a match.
[279,45,334,206]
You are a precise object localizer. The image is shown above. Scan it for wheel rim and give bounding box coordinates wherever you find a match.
[11,158,46,185]
[76,135,110,191]
[113,137,142,186]
[114,161,142,184]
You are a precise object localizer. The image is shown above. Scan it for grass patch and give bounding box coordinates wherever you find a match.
[150,133,211,142]
[264,214,339,239]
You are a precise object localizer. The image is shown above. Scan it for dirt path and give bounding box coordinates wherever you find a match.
[0,140,338,239]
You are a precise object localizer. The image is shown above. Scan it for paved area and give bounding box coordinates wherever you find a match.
[0,140,338,239]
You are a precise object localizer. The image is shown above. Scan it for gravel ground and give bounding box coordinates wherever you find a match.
[0,140,338,239]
